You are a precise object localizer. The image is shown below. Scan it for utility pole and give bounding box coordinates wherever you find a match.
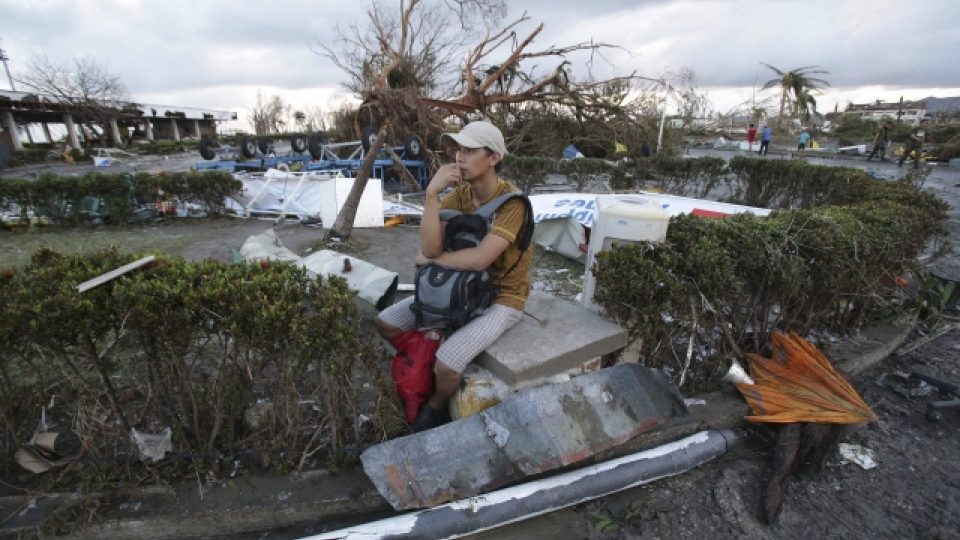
[656,79,671,155]
[0,48,15,91]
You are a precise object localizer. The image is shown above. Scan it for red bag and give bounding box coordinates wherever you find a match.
[390,329,442,422]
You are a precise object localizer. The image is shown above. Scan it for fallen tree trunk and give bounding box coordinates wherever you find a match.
[328,127,388,239]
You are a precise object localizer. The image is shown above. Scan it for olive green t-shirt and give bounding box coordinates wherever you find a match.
[440,179,532,311]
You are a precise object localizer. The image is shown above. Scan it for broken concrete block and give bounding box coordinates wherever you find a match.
[361,363,687,510]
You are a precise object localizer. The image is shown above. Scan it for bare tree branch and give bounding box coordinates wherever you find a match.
[20,54,131,146]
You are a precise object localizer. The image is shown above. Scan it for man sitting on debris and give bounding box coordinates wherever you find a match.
[867,121,892,162]
[375,121,532,432]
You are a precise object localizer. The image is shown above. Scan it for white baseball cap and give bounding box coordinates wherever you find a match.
[440,121,508,156]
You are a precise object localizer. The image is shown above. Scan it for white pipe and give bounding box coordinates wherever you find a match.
[305,429,737,540]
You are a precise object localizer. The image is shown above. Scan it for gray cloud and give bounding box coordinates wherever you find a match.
[2,0,958,116]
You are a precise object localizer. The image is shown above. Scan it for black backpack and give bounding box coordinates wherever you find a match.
[411,192,534,335]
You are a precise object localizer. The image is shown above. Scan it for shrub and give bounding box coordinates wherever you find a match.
[594,158,948,393]
[0,171,241,225]
[0,250,392,479]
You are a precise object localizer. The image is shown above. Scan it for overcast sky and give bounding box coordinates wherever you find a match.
[2,0,959,130]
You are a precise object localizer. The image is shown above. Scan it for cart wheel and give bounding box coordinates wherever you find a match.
[239,136,258,159]
[198,136,218,160]
[257,137,272,155]
[290,133,308,154]
[361,126,379,152]
[308,132,327,160]
[404,134,423,159]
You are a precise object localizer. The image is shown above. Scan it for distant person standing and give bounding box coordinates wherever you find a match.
[797,129,811,151]
[867,121,892,162]
[746,123,757,151]
[898,119,928,169]
[759,125,773,156]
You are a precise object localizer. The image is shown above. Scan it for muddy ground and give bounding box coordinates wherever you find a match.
[2,153,960,539]
[467,329,960,540]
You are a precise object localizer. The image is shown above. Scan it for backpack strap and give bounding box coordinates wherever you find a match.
[474,192,535,279]
[438,209,462,222]
[474,192,535,252]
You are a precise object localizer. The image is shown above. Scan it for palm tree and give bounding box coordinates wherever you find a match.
[760,64,830,122]
[794,90,818,123]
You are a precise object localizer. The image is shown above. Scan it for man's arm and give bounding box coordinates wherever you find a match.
[416,198,525,271]
[421,164,462,258]
[417,234,510,271]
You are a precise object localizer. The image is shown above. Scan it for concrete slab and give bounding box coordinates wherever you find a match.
[361,364,688,510]
[477,291,628,386]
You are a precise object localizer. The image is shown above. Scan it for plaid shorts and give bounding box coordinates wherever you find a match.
[378,296,523,373]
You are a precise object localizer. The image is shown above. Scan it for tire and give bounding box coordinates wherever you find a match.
[360,126,379,152]
[404,134,423,159]
[308,132,327,160]
[198,136,218,160]
[257,137,272,155]
[239,136,258,159]
[290,133,308,154]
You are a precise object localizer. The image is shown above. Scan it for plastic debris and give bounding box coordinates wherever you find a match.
[838,443,877,470]
[130,427,173,462]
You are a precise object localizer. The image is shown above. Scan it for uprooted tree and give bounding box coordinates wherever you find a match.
[315,0,682,236]
[316,0,662,165]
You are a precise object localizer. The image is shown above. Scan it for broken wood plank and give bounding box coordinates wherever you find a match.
[76,256,156,293]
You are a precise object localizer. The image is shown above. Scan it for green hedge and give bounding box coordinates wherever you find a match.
[502,155,623,192]
[593,158,948,393]
[0,171,241,225]
[0,249,396,480]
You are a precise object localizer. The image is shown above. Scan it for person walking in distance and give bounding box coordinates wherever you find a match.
[746,123,757,152]
[797,129,811,151]
[375,121,532,433]
[759,125,773,156]
[867,121,892,162]
[899,119,929,169]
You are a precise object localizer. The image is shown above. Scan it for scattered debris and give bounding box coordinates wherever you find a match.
[895,323,959,356]
[130,427,172,462]
[736,332,876,424]
[875,371,932,398]
[721,359,755,385]
[240,230,399,309]
[909,371,960,422]
[838,443,878,470]
[14,431,83,474]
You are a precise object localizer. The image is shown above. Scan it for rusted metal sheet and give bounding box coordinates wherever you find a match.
[360,363,688,510]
